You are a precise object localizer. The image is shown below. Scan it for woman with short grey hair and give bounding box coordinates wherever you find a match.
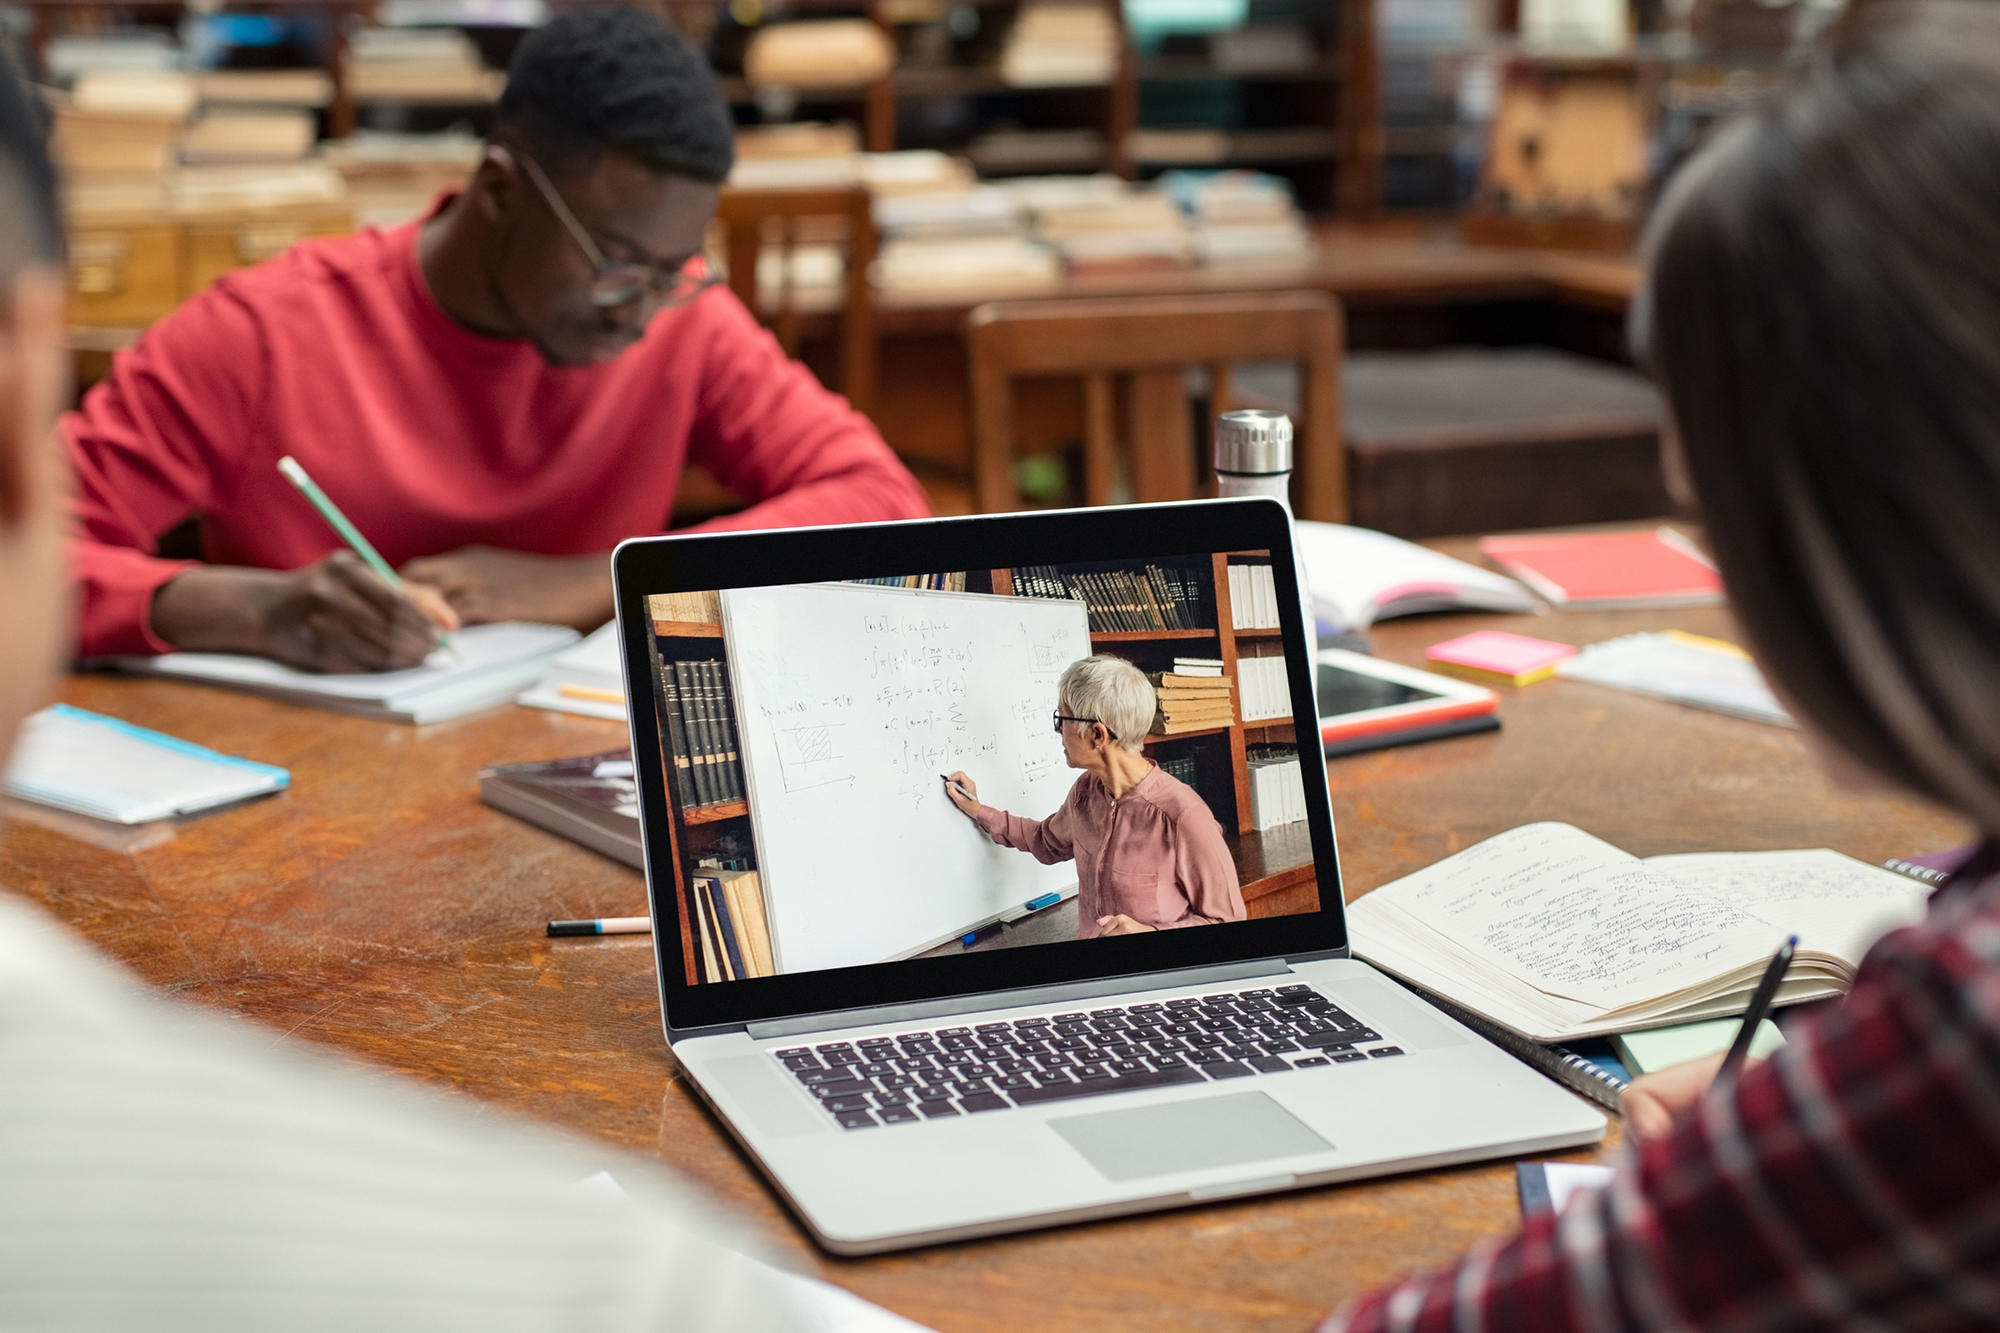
[946,654,1244,938]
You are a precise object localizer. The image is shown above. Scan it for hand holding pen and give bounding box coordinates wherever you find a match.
[942,771,980,817]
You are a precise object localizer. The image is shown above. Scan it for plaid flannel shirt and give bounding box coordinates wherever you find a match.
[1323,846,2000,1333]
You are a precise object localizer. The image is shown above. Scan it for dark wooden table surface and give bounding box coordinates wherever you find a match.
[2,532,1966,1332]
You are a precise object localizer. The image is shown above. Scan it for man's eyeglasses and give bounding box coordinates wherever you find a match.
[1053,710,1116,739]
[510,148,719,310]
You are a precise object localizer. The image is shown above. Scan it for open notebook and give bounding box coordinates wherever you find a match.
[1348,822,1932,1042]
[113,623,580,724]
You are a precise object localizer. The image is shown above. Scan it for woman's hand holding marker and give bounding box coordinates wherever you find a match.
[942,771,980,817]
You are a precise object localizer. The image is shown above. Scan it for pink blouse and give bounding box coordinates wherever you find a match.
[974,766,1246,937]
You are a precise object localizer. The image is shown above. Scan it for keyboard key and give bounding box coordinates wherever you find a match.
[1332,1051,1370,1063]
[811,1080,873,1099]
[857,1062,893,1078]
[1010,1065,1208,1105]
[917,1101,960,1118]
[780,1056,821,1072]
[1106,1060,1145,1075]
[1293,1056,1329,1068]
[975,1022,1011,1032]
[879,1104,922,1124]
[914,1086,954,1102]
[776,1047,811,1058]
[959,1093,1009,1113]
[996,1075,1035,1091]
[1249,1055,1293,1074]
[799,1068,858,1086]
[1128,1003,1164,1014]
[879,1073,918,1089]
[1239,989,1273,998]
[835,1110,878,1129]
[823,1096,873,1113]
[816,1042,854,1052]
[1072,1067,1112,1083]
[1369,1047,1405,1058]
[874,1087,914,1104]
[1052,1013,1088,1022]
[821,1051,862,1067]
[1276,984,1312,994]
[1015,1017,1050,1028]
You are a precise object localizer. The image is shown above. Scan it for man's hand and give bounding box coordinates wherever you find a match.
[152,552,458,673]
[400,546,613,629]
[1621,1051,1733,1140]
[1097,914,1156,936]
[944,770,980,817]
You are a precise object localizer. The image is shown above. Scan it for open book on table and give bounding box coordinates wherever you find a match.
[1347,822,1933,1043]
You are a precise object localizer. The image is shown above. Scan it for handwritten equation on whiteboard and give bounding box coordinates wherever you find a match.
[720,582,1092,974]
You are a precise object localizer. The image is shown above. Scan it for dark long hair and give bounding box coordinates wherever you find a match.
[1639,0,2000,831]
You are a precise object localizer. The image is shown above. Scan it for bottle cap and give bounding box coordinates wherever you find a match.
[1214,410,1292,476]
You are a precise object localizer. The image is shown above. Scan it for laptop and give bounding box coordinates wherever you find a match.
[611,498,1604,1255]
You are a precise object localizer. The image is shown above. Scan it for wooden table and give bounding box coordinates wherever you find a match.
[2,533,1966,1332]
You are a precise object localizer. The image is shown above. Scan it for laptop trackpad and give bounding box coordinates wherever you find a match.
[1048,1092,1330,1182]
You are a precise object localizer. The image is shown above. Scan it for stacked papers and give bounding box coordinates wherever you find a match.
[518,622,626,721]
[114,622,579,724]
[5,704,289,824]
[1558,631,1792,727]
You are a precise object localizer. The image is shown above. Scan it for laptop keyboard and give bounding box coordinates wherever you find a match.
[774,984,1405,1130]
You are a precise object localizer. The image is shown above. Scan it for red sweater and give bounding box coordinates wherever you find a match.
[63,204,931,657]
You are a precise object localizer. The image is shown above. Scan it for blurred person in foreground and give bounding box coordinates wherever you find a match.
[0,55,848,1333]
[1326,4,2000,1328]
[65,5,927,674]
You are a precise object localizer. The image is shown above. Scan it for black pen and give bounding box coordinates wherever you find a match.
[1716,934,1797,1091]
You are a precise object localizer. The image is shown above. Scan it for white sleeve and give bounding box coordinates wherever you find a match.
[0,892,856,1333]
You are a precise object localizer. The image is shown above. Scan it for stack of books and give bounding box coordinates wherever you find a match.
[479,748,643,868]
[658,660,745,813]
[1228,560,1282,629]
[1011,564,1207,633]
[180,110,316,167]
[870,173,1061,298]
[999,2,1120,86]
[690,867,775,983]
[322,130,482,228]
[1246,745,1307,830]
[344,27,504,105]
[1148,665,1232,735]
[1237,655,1293,722]
[1030,188,1192,275]
[1164,170,1316,267]
[54,72,195,214]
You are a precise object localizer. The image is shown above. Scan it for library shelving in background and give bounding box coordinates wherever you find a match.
[646,608,746,986]
[990,551,1318,920]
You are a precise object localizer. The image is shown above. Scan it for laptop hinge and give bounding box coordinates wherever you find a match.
[744,958,1296,1042]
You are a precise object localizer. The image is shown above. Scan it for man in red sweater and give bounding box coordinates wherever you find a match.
[65,6,929,672]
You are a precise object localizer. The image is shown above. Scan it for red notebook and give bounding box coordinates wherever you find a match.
[1477,528,1724,609]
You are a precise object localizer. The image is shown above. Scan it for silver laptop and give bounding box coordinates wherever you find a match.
[612,498,1604,1254]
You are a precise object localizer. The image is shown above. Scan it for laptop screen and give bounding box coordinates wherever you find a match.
[615,502,1345,1030]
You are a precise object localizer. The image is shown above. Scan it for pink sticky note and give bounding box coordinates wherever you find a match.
[1425,630,1577,684]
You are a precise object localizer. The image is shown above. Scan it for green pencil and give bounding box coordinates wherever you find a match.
[276,455,452,650]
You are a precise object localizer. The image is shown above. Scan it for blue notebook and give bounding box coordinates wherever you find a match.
[5,704,290,824]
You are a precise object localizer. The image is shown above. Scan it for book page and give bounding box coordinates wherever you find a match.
[1641,849,1931,965]
[1364,822,1776,1011]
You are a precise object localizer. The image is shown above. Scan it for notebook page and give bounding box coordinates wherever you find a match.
[1359,822,1775,1011]
[132,622,578,704]
[1641,849,1931,964]
[4,705,289,823]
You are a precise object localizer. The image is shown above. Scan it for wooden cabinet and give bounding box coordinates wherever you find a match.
[180,203,355,297]
[67,221,182,328]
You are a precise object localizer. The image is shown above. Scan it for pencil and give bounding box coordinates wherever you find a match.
[277,455,452,649]
[547,916,652,937]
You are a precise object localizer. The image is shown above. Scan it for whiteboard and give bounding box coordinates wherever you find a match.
[721,583,1092,974]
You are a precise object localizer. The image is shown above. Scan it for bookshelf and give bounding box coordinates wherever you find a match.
[647,613,747,985]
[991,551,1315,917]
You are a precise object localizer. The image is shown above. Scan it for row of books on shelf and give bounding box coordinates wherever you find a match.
[1149,661,1231,736]
[1238,655,1294,723]
[658,660,744,812]
[1247,745,1308,831]
[1011,564,1209,634]
[649,591,721,625]
[846,573,968,591]
[1157,753,1198,789]
[1228,561,1284,631]
[690,866,773,984]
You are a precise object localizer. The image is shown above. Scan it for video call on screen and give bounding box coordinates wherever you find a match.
[643,552,1320,986]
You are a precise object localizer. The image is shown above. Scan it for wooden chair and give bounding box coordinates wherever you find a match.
[964,291,1345,521]
[714,185,878,417]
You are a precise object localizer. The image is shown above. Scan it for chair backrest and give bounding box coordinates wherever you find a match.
[714,185,878,417]
[964,290,1345,521]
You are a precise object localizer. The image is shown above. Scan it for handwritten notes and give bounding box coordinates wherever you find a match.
[1350,822,1935,1041]
[722,584,1089,975]
[1366,824,1775,1010]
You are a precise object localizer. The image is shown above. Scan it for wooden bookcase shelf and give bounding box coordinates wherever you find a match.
[683,800,748,825]
[1090,628,1217,642]
[653,619,724,638]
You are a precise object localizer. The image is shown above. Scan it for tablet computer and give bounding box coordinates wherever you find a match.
[1317,648,1500,756]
